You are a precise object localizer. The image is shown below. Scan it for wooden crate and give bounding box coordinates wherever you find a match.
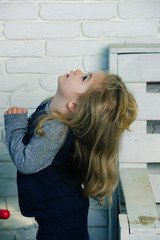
[109,44,160,240]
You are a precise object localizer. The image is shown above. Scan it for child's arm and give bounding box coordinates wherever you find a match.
[4,107,66,174]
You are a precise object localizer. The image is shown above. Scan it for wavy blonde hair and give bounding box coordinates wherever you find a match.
[37,71,138,205]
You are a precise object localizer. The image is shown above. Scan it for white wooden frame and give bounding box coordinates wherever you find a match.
[109,44,160,240]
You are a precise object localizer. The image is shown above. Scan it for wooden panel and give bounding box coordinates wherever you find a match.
[109,44,160,54]
[120,168,160,234]
[126,83,146,93]
[126,120,146,134]
[109,53,118,73]
[135,93,160,120]
[118,214,129,240]
[119,134,160,163]
[148,175,160,203]
[119,163,147,169]
[118,54,160,83]
[129,234,160,240]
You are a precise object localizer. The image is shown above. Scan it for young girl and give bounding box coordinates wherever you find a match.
[4,69,137,240]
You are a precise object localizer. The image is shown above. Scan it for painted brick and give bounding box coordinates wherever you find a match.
[0,3,38,20]
[26,109,35,118]
[0,213,35,230]
[119,2,160,19]
[0,197,7,209]
[0,64,3,73]
[83,56,108,72]
[88,227,108,240]
[15,227,37,240]
[0,22,2,39]
[0,41,43,57]
[4,22,80,39]
[40,75,58,92]
[6,57,83,74]
[2,128,5,142]
[0,59,4,73]
[82,21,158,38]
[40,3,116,20]
[6,196,20,212]
[0,143,11,161]
[0,231,14,240]
[1,128,5,142]
[0,75,39,91]
[0,110,5,127]
[0,162,17,179]
[10,92,52,109]
[0,128,2,142]
[88,210,108,227]
[0,178,17,197]
[46,39,123,57]
[0,93,9,108]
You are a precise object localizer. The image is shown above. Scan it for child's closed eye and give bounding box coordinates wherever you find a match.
[82,75,88,81]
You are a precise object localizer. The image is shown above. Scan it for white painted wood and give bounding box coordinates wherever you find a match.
[148,174,160,203]
[157,204,160,218]
[118,54,160,83]
[125,83,146,93]
[119,134,160,163]
[120,168,160,234]
[109,44,160,54]
[109,53,117,73]
[119,163,147,169]
[109,44,160,239]
[129,234,160,240]
[118,214,129,240]
[125,120,146,134]
[135,93,160,120]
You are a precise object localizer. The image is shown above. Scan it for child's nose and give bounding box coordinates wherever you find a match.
[75,69,83,75]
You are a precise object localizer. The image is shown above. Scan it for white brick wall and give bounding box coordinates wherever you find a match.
[0,1,160,240]
[82,20,158,38]
[0,41,43,57]
[39,3,116,20]
[0,3,38,20]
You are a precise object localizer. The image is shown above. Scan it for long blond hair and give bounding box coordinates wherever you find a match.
[37,72,138,205]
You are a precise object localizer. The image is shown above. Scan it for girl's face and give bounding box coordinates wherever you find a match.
[57,69,103,102]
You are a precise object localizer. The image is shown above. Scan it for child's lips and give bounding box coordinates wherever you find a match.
[66,73,69,78]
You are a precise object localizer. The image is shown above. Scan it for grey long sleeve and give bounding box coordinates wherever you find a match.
[4,113,67,174]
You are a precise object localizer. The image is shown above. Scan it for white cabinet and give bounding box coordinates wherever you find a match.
[109,44,160,240]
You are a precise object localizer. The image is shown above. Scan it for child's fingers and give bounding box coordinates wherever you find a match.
[5,107,28,115]
[17,108,23,114]
[7,108,12,114]
[22,109,28,114]
[17,108,28,114]
[11,107,18,114]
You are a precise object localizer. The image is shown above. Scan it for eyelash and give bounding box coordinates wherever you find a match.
[82,75,87,81]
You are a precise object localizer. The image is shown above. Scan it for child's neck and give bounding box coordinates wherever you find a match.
[49,94,68,114]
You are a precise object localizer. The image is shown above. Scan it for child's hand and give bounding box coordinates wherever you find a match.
[5,107,28,115]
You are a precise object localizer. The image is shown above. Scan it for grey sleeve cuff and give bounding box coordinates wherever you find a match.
[4,113,28,134]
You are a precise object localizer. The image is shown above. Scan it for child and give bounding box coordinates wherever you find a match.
[4,69,137,240]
